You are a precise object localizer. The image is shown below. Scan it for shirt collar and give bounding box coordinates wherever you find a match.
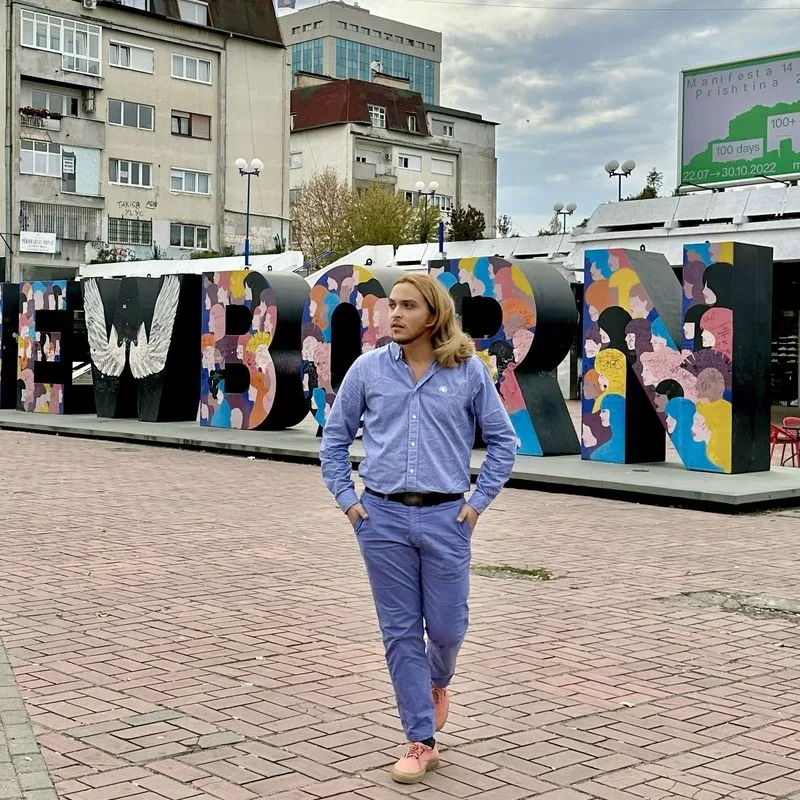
[388,341,403,360]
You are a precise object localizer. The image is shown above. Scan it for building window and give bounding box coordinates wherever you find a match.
[334,39,436,103]
[361,27,370,34]
[338,20,347,29]
[433,119,454,137]
[431,158,454,176]
[108,100,154,130]
[170,168,210,194]
[108,217,152,246]
[20,11,101,76]
[355,149,380,164]
[372,29,382,38]
[290,152,302,169]
[290,114,296,131]
[432,195,453,213]
[407,114,418,133]
[406,38,415,46]
[313,21,322,29]
[398,153,421,171]
[403,191,415,205]
[171,54,212,83]
[119,0,149,8]
[289,188,302,204]
[290,38,324,77]
[394,35,404,43]
[384,32,392,40]
[301,23,311,31]
[349,23,359,31]
[171,111,211,139]
[178,0,208,25]
[292,26,301,34]
[109,158,152,188]
[30,90,78,117]
[427,43,436,51]
[20,140,61,177]
[368,104,386,128]
[416,41,425,49]
[109,42,154,73]
[60,146,100,196]
[171,223,209,249]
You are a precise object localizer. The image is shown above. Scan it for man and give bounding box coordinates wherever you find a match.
[320,274,517,784]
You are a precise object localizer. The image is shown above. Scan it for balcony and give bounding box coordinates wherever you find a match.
[20,201,103,243]
[17,48,103,92]
[353,161,397,185]
[20,111,61,132]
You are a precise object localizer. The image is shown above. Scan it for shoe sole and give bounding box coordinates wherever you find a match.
[391,757,440,784]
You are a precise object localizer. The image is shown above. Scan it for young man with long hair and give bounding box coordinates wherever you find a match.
[320,273,517,784]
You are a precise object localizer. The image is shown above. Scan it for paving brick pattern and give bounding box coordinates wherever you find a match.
[1,430,799,800]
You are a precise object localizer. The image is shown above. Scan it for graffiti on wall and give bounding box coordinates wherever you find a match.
[0,284,20,409]
[302,264,402,429]
[83,275,201,422]
[201,270,308,430]
[430,257,579,456]
[581,243,772,474]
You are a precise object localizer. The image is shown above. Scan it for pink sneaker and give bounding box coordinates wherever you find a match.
[391,741,440,784]
[433,685,450,732]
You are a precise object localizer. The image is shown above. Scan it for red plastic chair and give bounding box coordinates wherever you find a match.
[771,423,800,467]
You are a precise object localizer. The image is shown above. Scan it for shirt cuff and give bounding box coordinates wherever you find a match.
[336,488,360,514]
[467,491,492,515]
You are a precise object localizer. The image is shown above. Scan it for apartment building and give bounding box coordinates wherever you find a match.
[2,0,289,282]
[289,73,498,237]
[279,1,442,105]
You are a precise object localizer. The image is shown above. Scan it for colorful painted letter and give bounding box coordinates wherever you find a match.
[17,280,94,414]
[83,276,202,422]
[581,243,772,473]
[201,270,309,430]
[430,257,580,456]
[0,283,20,409]
[301,263,403,428]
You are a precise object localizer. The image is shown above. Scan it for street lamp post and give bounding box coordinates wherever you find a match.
[605,159,636,202]
[235,157,264,266]
[553,202,577,234]
[414,180,439,244]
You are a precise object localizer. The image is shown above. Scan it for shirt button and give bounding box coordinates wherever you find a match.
[411,442,416,447]
[410,469,414,473]
[412,414,417,419]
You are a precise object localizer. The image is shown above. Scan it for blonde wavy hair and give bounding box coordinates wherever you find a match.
[394,273,475,368]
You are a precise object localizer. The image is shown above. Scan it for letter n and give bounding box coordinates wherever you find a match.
[0,283,20,409]
[17,280,94,414]
[581,244,772,473]
[431,256,579,456]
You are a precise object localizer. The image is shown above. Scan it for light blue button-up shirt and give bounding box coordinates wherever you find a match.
[320,342,517,515]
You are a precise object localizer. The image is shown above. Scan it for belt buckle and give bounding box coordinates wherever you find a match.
[404,493,423,507]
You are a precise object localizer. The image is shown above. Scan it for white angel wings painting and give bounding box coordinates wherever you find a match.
[84,275,181,379]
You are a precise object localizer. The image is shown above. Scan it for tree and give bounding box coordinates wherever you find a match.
[447,204,485,241]
[412,198,441,245]
[537,211,561,236]
[290,168,351,267]
[337,185,435,253]
[497,214,518,238]
[626,167,664,201]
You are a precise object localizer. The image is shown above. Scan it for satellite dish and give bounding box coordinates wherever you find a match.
[370,60,384,74]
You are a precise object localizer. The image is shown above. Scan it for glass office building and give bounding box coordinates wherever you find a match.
[334,39,435,104]
[291,38,324,77]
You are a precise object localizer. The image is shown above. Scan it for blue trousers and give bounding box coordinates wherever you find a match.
[355,491,472,742]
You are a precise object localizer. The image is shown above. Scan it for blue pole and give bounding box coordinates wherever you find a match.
[244,172,251,266]
[438,219,444,253]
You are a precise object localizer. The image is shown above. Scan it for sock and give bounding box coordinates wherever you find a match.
[421,737,435,748]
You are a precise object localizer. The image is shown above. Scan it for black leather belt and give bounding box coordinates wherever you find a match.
[365,487,462,507]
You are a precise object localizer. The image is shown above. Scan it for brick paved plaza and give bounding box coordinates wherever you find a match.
[1,431,799,800]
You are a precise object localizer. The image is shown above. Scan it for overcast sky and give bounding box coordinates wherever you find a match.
[282,0,800,236]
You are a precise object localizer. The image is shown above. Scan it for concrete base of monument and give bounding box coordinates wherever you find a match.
[1,410,799,513]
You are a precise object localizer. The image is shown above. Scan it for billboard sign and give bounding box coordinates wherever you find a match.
[680,50,800,189]
[20,232,58,254]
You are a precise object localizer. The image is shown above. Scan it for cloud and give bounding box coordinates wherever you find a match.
[289,0,800,236]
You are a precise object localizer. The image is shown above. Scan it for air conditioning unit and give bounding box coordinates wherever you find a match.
[83,0,98,9]
[82,88,96,113]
